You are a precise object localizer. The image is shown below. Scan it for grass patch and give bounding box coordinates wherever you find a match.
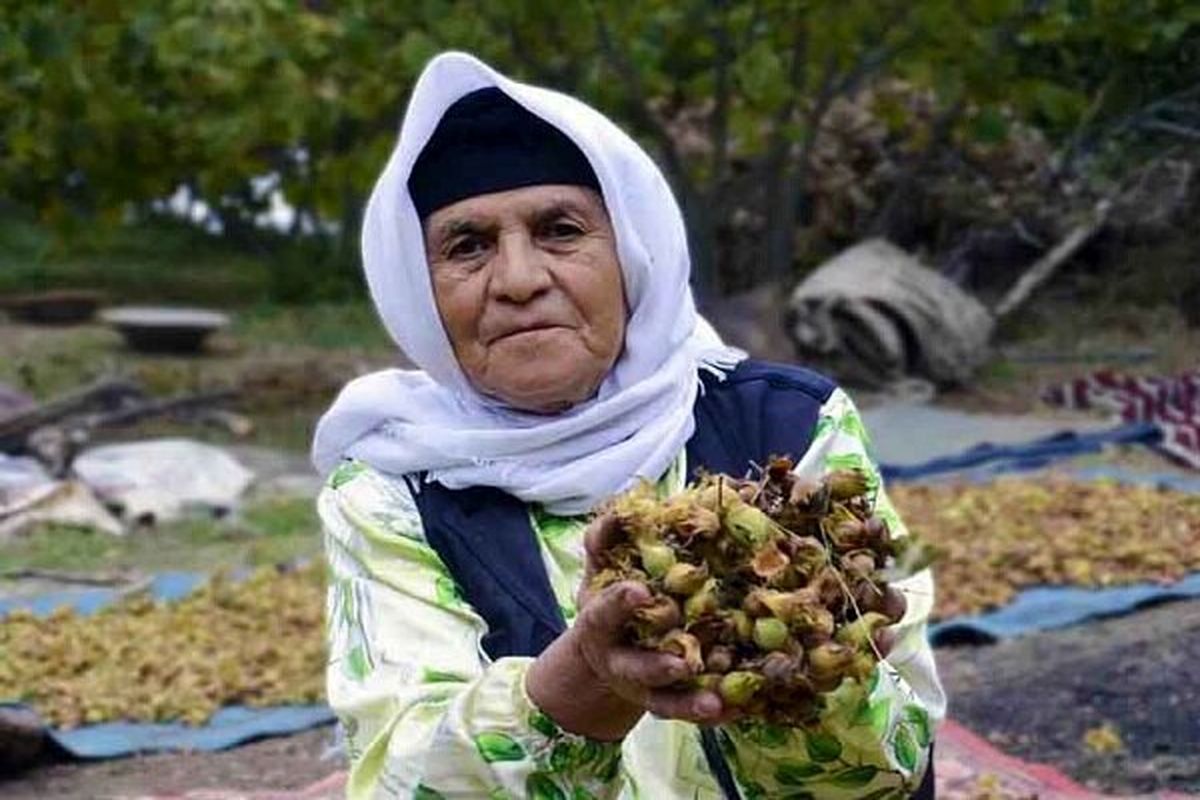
[0,497,323,576]
[235,302,390,352]
[0,214,271,305]
[0,325,126,399]
[0,211,362,305]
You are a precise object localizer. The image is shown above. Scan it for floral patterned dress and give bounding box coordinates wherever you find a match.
[320,388,945,799]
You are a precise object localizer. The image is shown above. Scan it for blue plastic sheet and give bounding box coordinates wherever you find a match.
[0,571,205,617]
[878,420,1161,483]
[928,572,1200,646]
[2,701,334,759]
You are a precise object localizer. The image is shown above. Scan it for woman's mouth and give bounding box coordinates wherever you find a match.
[489,324,568,344]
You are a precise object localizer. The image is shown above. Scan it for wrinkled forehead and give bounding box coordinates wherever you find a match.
[421,184,610,242]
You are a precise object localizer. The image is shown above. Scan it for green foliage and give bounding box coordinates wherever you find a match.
[1,1,1195,295]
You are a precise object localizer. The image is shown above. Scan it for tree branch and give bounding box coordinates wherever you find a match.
[588,4,697,200]
[830,10,919,101]
[738,0,764,54]
[993,199,1112,319]
[760,18,811,282]
[1072,82,1200,162]
[708,0,734,194]
[1139,118,1200,140]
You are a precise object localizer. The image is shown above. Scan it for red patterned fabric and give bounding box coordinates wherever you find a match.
[1043,370,1200,469]
[935,719,1194,799]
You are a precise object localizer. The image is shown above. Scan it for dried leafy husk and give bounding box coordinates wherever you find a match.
[594,459,913,722]
[889,477,1200,619]
[0,564,326,728]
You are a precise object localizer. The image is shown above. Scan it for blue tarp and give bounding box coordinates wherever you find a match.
[0,571,204,617]
[3,701,335,759]
[928,572,1200,646]
[877,440,1200,646]
[878,420,1162,482]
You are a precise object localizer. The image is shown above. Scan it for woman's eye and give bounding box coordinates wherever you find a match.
[447,237,487,260]
[544,221,583,241]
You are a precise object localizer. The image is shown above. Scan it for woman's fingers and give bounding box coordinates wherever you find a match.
[575,581,650,645]
[643,688,724,724]
[575,582,696,691]
[605,645,693,688]
[583,512,623,564]
[874,627,897,658]
[571,580,744,725]
[883,585,908,623]
[576,513,624,608]
[874,587,907,657]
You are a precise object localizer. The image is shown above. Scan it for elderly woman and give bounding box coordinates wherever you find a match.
[313,53,944,800]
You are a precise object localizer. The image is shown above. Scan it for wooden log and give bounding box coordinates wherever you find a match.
[992,199,1112,319]
[0,379,146,453]
[71,388,238,430]
[24,389,241,475]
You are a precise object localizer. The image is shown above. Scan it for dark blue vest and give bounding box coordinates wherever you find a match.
[407,359,934,798]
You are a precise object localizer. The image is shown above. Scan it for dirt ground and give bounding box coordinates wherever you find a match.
[937,596,1200,796]
[0,726,337,800]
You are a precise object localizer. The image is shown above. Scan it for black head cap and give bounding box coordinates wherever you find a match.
[407,87,601,219]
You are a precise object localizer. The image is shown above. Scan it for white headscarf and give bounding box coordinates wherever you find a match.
[311,52,744,515]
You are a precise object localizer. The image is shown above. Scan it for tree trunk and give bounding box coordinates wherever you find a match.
[337,187,365,269]
[683,189,720,302]
[764,161,801,286]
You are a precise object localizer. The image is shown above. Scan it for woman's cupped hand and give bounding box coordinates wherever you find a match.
[525,514,738,741]
[526,513,906,741]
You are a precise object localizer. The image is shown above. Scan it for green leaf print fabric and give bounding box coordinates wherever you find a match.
[319,388,944,799]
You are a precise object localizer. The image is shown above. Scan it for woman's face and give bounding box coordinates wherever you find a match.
[424,184,627,413]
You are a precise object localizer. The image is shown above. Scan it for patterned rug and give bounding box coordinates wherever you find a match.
[1044,369,1200,469]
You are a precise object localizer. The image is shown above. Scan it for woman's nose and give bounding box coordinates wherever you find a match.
[490,230,554,302]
